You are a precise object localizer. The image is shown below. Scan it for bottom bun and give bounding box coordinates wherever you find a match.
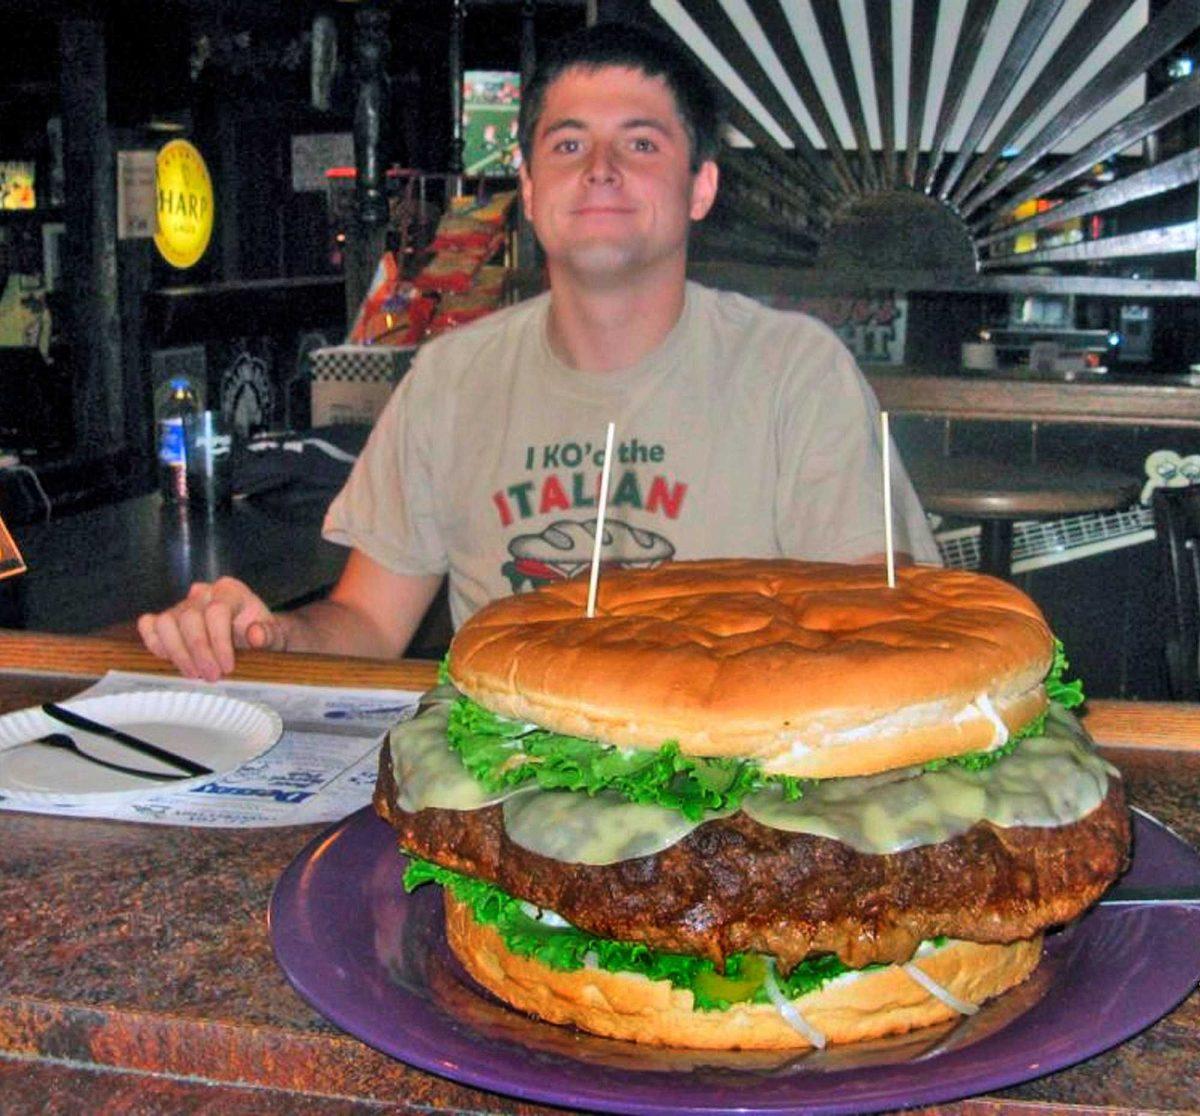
[445,893,1043,1050]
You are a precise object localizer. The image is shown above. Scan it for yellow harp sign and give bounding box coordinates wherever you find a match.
[154,139,214,269]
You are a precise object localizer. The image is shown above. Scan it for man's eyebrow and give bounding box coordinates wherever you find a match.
[539,118,586,139]
[538,116,676,140]
[621,117,673,136]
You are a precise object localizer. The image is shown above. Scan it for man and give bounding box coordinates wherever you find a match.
[138,22,939,681]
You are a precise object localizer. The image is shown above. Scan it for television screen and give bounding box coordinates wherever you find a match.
[462,71,521,177]
[0,161,35,210]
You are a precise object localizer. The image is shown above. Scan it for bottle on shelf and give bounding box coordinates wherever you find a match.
[158,376,200,503]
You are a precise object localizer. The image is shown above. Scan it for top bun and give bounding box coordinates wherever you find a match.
[449,560,1054,779]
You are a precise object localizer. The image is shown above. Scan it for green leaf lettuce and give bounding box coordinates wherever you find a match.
[404,856,858,1009]
[445,637,1085,813]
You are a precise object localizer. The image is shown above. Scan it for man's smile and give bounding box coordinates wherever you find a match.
[571,205,637,216]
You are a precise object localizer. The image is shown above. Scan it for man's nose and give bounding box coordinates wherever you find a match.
[585,147,620,185]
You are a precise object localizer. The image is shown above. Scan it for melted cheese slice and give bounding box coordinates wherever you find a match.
[386,686,524,812]
[503,789,731,865]
[742,706,1115,855]
[386,694,1115,864]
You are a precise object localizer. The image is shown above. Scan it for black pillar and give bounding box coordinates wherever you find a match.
[345,4,392,324]
[448,0,465,181]
[520,0,537,89]
[59,18,124,464]
[517,1,539,273]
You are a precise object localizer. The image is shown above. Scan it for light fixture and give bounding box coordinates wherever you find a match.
[1167,55,1194,81]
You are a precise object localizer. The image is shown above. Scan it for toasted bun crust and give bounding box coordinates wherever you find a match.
[445,893,1043,1050]
[450,559,1053,778]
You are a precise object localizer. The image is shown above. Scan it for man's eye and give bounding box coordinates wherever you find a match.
[553,138,581,154]
[632,137,658,152]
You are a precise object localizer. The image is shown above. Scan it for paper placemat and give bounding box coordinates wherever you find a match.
[0,670,421,828]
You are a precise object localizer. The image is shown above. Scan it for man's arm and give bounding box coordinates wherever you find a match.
[137,549,443,681]
[282,550,443,660]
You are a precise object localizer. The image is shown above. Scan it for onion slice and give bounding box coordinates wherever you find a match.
[763,959,827,1049]
[974,692,1010,748]
[903,960,980,1016]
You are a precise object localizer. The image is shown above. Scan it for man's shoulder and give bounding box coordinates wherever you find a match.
[688,282,843,343]
[419,292,547,361]
[404,292,547,395]
[687,282,854,373]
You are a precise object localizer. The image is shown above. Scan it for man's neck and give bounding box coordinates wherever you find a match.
[544,262,688,373]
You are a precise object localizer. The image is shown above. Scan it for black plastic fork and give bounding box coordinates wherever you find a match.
[31,733,185,782]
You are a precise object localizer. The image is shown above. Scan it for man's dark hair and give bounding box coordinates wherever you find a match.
[517,21,722,172]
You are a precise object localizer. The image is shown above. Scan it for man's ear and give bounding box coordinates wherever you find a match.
[689,160,719,221]
[519,162,534,222]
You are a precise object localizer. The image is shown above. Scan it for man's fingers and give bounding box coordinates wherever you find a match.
[176,606,223,682]
[245,620,271,649]
[185,581,215,608]
[136,613,169,661]
[136,580,271,680]
[147,612,203,680]
[202,599,237,675]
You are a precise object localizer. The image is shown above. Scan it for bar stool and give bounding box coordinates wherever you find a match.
[909,457,1142,579]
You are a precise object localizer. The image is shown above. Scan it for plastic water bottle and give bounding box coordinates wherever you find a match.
[158,377,200,502]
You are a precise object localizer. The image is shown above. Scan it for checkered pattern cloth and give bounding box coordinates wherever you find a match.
[310,345,416,384]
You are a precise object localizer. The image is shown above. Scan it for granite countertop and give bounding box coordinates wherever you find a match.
[0,634,1197,1115]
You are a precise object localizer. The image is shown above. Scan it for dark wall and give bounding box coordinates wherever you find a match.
[892,413,1193,700]
[390,0,585,174]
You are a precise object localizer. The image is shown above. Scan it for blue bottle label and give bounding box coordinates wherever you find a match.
[159,417,186,466]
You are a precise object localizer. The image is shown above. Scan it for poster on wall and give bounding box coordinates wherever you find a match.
[117,150,158,239]
[0,162,35,210]
[462,71,521,177]
[772,294,908,365]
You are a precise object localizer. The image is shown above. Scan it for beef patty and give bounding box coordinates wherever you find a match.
[374,759,1130,971]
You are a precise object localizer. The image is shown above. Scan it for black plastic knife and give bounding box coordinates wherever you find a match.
[42,702,213,777]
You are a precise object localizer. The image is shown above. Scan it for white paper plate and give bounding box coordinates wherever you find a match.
[0,691,283,804]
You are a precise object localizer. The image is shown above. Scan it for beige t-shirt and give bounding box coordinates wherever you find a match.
[324,282,940,628]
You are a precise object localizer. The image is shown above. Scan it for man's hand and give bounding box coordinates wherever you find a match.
[136,553,444,681]
[137,577,284,682]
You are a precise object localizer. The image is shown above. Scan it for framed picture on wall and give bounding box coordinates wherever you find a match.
[0,161,35,210]
[462,71,521,177]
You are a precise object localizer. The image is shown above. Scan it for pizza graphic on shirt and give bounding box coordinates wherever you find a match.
[501,518,675,593]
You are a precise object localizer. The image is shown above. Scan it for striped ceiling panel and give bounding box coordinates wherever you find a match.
[649,0,1200,294]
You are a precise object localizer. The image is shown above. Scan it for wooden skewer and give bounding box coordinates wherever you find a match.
[587,422,617,618]
[882,410,895,589]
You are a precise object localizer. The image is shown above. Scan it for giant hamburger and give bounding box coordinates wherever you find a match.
[373,559,1130,1050]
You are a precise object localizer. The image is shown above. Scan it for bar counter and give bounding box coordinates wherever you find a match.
[865,366,1200,427]
[0,631,1198,1115]
[7,488,345,634]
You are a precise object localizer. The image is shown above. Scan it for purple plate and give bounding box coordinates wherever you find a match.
[270,809,1200,1115]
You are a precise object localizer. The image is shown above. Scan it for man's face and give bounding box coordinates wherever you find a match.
[520,65,718,285]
